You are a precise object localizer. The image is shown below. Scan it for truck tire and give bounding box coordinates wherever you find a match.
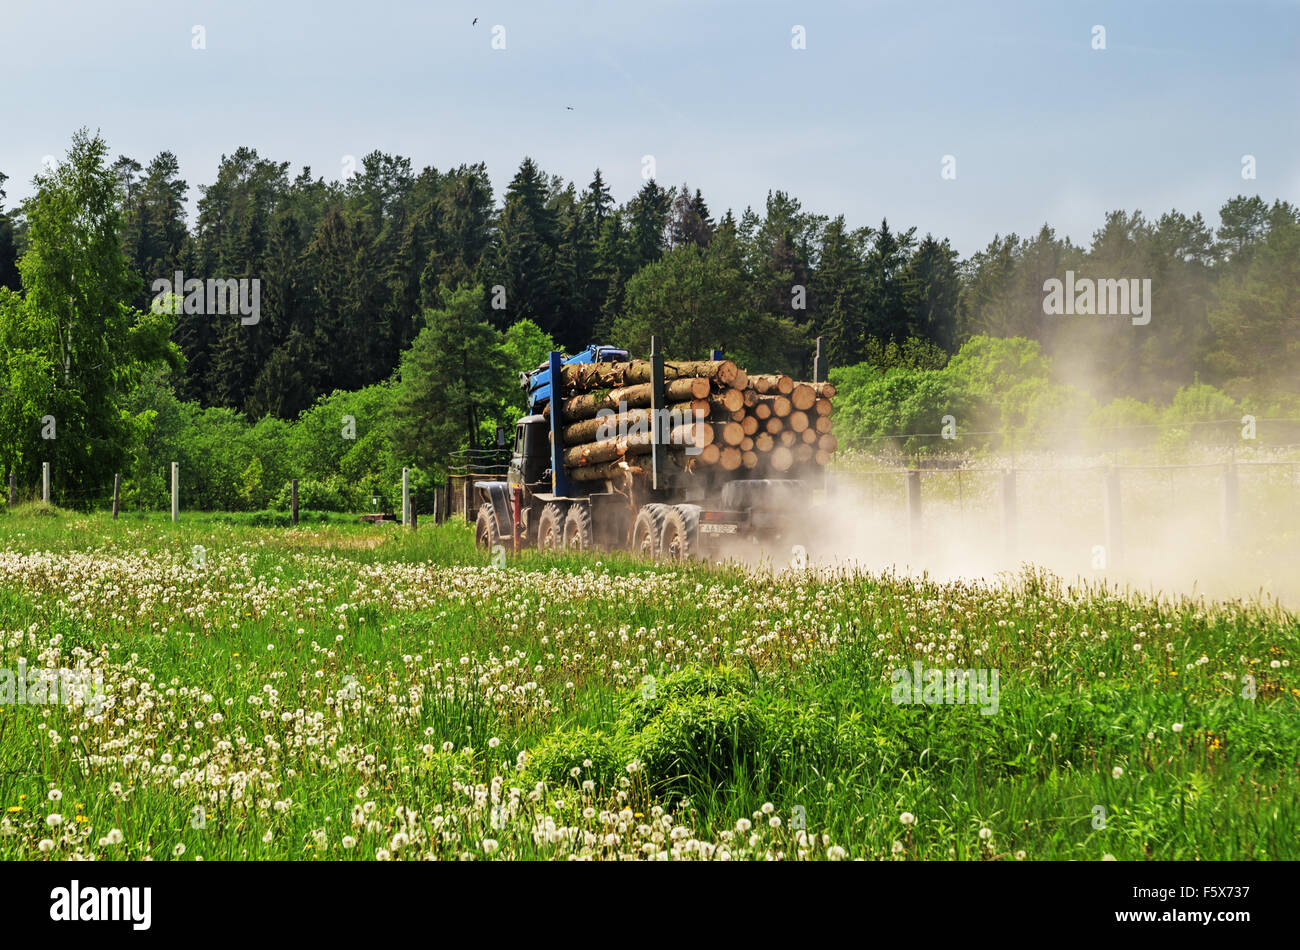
[631,503,670,559]
[537,502,567,552]
[474,503,501,551]
[563,503,595,550]
[662,504,701,561]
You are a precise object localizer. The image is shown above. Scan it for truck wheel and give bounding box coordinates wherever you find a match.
[631,503,669,559]
[662,504,701,560]
[563,504,594,550]
[537,502,567,552]
[474,503,501,551]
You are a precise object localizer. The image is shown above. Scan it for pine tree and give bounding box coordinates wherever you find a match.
[905,235,961,352]
[392,285,511,468]
[1207,201,1300,396]
[124,152,190,311]
[488,157,561,337]
[592,211,631,341]
[191,148,290,408]
[669,183,714,248]
[581,169,614,234]
[812,216,868,365]
[863,219,919,343]
[626,179,672,269]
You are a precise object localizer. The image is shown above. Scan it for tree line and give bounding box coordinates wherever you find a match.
[0,130,1296,508]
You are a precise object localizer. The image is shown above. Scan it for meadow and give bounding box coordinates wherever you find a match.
[0,504,1296,861]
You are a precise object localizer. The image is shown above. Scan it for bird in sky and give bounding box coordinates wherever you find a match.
[472,17,478,25]
[566,106,574,110]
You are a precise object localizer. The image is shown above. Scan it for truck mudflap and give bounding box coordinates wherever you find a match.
[474,480,512,538]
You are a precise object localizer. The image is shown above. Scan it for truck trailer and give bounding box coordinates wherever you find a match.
[471,342,834,561]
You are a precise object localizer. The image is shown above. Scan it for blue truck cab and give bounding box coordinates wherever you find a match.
[520,345,629,417]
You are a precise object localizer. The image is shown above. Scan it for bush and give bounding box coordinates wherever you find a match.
[831,366,974,453]
[1010,379,1098,450]
[1160,383,1240,447]
[525,727,626,790]
[271,476,354,513]
[528,667,841,802]
[1087,397,1162,450]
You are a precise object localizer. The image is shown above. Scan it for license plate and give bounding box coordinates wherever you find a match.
[701,523,738,535]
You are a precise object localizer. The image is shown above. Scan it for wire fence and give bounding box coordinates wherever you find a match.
[8,419,1300,545]
[831,417,1300,470]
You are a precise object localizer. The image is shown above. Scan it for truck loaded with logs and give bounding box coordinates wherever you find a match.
[471,341,837,560]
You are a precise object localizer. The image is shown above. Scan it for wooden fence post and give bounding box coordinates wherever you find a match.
[291,478,299,526]
[111,473,121,520]
[171,462,179,522]
[8,472,15,506]
[462,478,473,524]
[42,462,50,504]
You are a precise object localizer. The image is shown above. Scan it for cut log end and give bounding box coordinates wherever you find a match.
[791,383,816,412]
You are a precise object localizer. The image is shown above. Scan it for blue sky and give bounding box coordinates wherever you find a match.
[2,0,1296,255]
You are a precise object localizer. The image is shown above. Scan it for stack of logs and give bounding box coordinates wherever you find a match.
[552,359,836,482]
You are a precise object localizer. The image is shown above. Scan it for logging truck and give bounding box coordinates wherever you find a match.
[471,343,835,560]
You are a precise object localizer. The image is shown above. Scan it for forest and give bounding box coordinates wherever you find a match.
[1,130,1297,510]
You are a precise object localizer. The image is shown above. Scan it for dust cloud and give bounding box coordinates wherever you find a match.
[789,457,1300,610]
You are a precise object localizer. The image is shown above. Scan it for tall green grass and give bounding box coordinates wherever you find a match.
[0,511,1294,860]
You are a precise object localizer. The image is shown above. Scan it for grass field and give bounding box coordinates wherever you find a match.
[0,504,1296,861]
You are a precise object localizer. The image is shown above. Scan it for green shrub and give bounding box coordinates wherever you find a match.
[272,476,354,513]
[525,727,627,790]
[618,666,755,732]
[1161,382,1239,447]
[528,667,843,801]
[1087,397,1162,450]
